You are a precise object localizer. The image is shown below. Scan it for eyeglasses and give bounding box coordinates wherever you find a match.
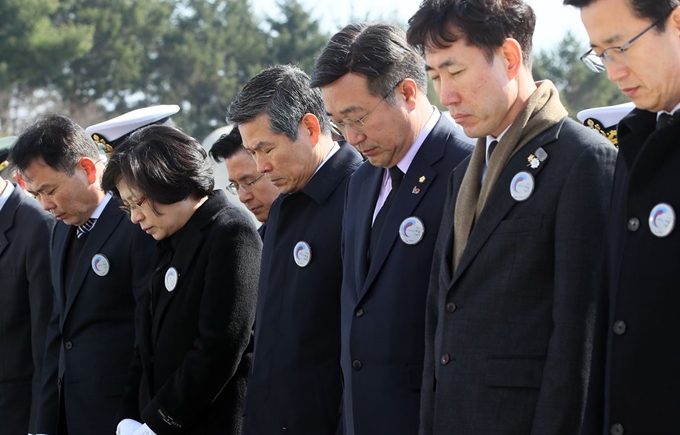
[226,173,266,195]
[580,18,664,73]
[330,82,401,134]
[119,196,147,214]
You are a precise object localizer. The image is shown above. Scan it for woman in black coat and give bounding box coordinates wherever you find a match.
[102,125,261,435]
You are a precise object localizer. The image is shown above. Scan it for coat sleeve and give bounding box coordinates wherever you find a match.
[530,143,616,434]
[419,170,457,435]
[142,218,261,434]
[25,211,55,434]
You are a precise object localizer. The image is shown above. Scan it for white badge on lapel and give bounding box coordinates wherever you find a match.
[165,267,179,292]
[510,171,535,202]
[649,203,676,238]
[399,217,425,245]
[91,254,110,277]
[293,241,312,268]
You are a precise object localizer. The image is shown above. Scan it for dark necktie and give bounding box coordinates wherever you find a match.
[76,218,97,239]
[657,112,676,130]
[369,166,404,262]
[487,140,499,160]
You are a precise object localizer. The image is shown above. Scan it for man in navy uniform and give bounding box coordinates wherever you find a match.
[209,127,279,240]
[310,23,473,435]
[566,0,680,433]
[11,114,157,435]
[0,136,54,434]
[227,65,363,435]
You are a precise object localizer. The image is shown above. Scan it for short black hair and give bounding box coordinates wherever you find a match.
[209,127,246,162]
[10,114,99,176]
[226,65,331,141]
[310,23,428,101]
[407,0,536,69]
[101,125,214,214]
[563,0,678,31]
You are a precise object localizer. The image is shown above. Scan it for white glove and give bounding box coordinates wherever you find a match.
[132,423,157,435]
[116,419,143,435]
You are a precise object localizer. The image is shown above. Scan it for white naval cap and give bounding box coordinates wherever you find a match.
[86,104,180,152]
[577,102,635,147]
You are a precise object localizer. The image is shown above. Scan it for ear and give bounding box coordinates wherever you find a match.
[14,173,26,189]
[79,157,98,185]
[500,38,523,80]
[300,113,321,146]
[670,7,680,35]
[398,78,419,110]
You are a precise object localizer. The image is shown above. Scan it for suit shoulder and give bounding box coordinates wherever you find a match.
[558,117,616,152]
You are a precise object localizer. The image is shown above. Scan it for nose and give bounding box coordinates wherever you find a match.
[130,208,144,225]
[438,79,461,108]
[39,196,55,213]
[342,128,367,147]
[254,155,272,175]
[238,188,253,204]
[606,62,628,83]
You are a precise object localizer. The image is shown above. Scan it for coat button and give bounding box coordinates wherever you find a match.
[610,423,624,435]
[613,320,627,335]
[352,360,362,370]
[446,302,457,313]
[355,308,364,318]
[64,341,73,350]
[627,217,640,231]
[440,354,450,365]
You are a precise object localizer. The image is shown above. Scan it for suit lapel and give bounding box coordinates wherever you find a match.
[0,185,19,259]
[449,125,560,288]
[360,126,447,299]
[354,167,382,296]
[63,200,124,321]
[53,223,72,322]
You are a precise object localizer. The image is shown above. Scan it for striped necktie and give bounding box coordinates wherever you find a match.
[76,218,97,239]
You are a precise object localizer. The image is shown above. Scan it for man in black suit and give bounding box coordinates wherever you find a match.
[227,65,363,435]
[10,114,156,435]
[209,127,279,240]
[310,23,473,435]
[407,1,618,433]
[565,0,680,433]
[0,137,55,434]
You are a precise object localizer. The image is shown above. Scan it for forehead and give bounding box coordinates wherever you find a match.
[321,73,375,115]
[225,151,257,178]
[115,178,141,200]
[22,158,67,185]
[238,114,292,150]
[424,39,489,69]
[581,0,641,46]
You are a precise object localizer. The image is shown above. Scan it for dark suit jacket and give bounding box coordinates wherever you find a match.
[339,115,472,435]
[420,118,617,435]
[0,185,54,434]
[35,196,155,434]
[118,190,260,435]
[243,145,362,435]
[598,109,680,434]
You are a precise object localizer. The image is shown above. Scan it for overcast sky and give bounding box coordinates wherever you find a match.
[250,0,590,52]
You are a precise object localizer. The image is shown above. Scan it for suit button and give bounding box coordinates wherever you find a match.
[610,423,624,435]
[446,302,457,313]
[613,320,627,335]
[627,217,640,231]
[64,341,73,350]
[352,360,362,370]
[440,354,450,365]
[355,308,364,318]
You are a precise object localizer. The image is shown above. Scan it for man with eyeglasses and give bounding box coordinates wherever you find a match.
[565,0,680,433]
[227,65,363,435]
[9,114,155,435]
[311,23,473,435]
[210,126,279,240]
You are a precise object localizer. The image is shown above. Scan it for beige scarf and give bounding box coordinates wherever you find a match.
[452,80,567,271]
